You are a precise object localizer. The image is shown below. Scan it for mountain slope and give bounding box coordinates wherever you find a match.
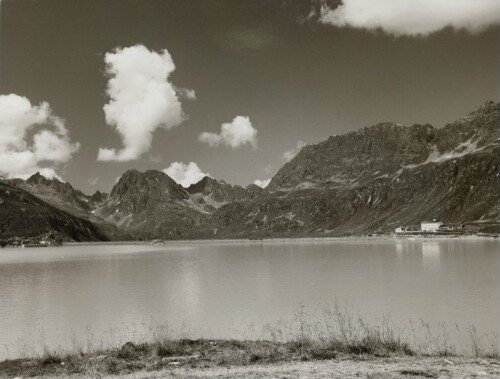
[12,173,94,214]
[268,101,499,192]
[11,173,131,240]
[0,181,110,241]
[192,101,500,237]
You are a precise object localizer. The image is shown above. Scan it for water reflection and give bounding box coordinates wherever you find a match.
[421,242,441,271]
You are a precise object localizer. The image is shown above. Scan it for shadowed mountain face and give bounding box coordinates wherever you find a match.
[1,101,498,241]
[0,181,110,241]
[15,172,95,214]
[7,173,131,241]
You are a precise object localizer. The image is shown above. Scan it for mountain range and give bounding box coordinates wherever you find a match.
[1,101,498,241]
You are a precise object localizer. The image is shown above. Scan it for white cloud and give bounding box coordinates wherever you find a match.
[163,161,210,188]
[319,0,500,36]
[175,87,197,101]
[199,116,258,149]
[283,140,307,162]
[253,178,271,188]
[0,94,79,179]
[33,130,76,162]
[97,44,192,161]
[38,168,65,182]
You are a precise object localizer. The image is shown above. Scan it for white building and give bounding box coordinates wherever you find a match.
[420,220,442,232]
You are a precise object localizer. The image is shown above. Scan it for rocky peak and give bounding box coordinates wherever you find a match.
[8,172,95,216]
[89,190,108,203]
[109,169,189,214]
[25,171,89,200]
[26,172,73,192]
[27,172,55,184]
[95,170,208,239]
[437,101,499,151]
[186,176,218,194]
[478,99,496,111]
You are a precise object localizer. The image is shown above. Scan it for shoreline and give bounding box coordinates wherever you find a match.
[62,233,499,247]
[1,339,499,378]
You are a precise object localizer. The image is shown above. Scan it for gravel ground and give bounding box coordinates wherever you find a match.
[27,356,500,379]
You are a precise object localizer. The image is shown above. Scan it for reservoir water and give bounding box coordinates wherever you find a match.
[0,238,499,359]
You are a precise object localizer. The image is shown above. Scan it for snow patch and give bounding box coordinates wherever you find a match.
[182,199,211,214]
[295,182,318,190]
[404,138,488,169]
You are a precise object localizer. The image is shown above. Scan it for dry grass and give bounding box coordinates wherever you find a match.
[0,305,498,378]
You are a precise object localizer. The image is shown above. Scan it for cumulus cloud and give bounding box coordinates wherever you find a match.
[283,140,307,162]
[97,44,192,162]
[319,0,500,36]
[254,178,271,188]
[163,161,210,188]
[0,94,79,179]
[175,87,197,101]
[199,116,258,149]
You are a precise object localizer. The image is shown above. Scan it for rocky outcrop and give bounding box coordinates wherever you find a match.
[89,190,108,204]
[187,176,263,208]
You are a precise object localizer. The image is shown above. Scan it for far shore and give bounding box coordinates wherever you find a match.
[63,233,499,247]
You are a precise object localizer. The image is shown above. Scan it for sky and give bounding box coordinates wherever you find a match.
[0,0,499,194]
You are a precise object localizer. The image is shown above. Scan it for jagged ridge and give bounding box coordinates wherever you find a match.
[1,101,498,241]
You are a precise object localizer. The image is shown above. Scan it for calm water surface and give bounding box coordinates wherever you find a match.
[0,239,499,359]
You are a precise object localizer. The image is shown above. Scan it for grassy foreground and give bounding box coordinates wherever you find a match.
[2,340,500,379]
[1,306,499,378]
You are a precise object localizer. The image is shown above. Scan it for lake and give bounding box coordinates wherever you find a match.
[0,238,499,359]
